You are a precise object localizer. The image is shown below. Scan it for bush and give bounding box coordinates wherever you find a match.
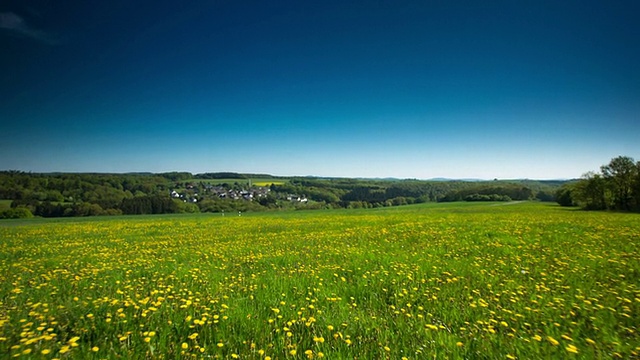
[555,187,574,207]
[0,206,34,219]
[175,200,200,213]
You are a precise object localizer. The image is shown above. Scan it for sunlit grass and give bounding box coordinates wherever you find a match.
[0,202,638,358]
[251,181,286,187]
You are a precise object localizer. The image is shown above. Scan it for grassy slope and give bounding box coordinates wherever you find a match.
[185,178,287,186]
[0,202,638,359]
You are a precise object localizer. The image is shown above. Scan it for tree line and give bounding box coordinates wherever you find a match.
[555,156,640,212]
[0,171,561,218]
[271,178,540,208]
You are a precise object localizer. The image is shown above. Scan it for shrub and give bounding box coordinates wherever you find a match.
[0,206,34,219]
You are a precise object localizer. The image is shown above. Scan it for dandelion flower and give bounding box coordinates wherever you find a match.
[566,344,579,354]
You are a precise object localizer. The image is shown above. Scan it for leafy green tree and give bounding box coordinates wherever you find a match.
[555,186,574,207]
[71,203,104,216]
[573,172,608,210]
[258,194,278,207]
[174,200,200,213]
[634,160,640,211]
[307,189,340,204]
[535,190,555,202]
[0,206,33,219]
[600,156,637,210]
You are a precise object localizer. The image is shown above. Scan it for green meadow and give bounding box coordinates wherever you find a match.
[0,202,638,359]
[187,179,287,187]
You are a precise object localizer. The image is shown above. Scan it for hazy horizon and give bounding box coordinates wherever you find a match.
[0,169,581,182]
[2,1,639,179]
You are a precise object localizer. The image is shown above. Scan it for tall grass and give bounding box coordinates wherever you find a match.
[0,202,638,358]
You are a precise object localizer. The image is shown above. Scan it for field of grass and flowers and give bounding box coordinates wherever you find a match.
[0,202,638,359]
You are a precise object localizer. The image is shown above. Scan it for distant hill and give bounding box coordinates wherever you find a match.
[0,171,568,218]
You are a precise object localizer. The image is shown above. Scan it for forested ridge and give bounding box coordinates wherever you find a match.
[0,170,564,218]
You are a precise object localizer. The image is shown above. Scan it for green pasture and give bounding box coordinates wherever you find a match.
[184,178,287,187]
[0,202,638,359]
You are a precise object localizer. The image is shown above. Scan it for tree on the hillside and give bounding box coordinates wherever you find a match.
[634,160,640,211]
[535,190,555,202]
[601,156,638,210]
[572,172,608,210]
[555,186,574,206]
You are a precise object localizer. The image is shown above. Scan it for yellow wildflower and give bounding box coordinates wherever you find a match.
[566,344,578,354]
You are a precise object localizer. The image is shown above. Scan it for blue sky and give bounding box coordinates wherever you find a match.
[1,0,639,179]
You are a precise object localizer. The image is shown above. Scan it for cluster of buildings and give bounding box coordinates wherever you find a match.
[170,183,270,203]
[169,182,309,204]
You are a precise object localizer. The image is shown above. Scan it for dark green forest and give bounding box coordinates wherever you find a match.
[555,155,640,212]
[0,170,565,218]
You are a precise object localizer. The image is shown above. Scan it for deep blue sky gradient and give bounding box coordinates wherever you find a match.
[1,0,639,178]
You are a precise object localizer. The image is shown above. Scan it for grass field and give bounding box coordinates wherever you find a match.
[0,202,638,359]
[251,181,286,187]
[186,179,287,187]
